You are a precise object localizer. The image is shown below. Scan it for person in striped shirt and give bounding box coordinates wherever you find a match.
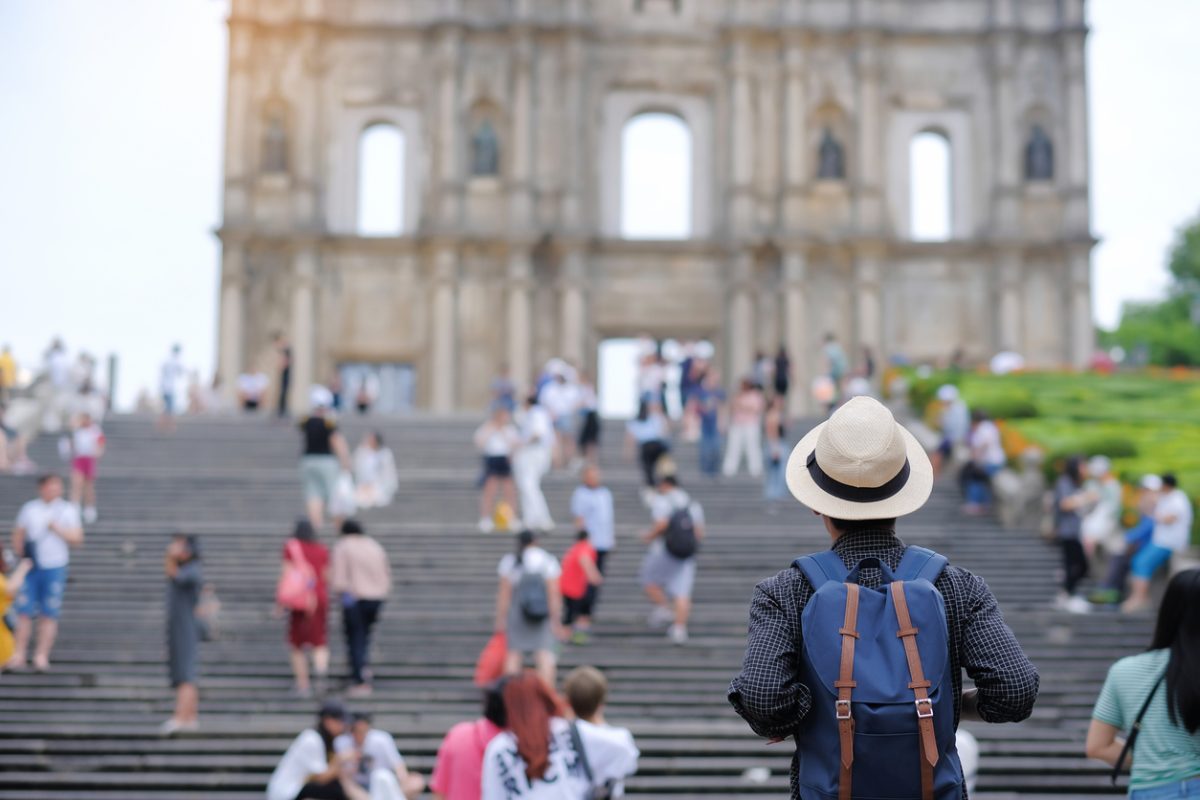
[1087,569,1200,796]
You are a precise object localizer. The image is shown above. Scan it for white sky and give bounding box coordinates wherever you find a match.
[1,0,1197,409]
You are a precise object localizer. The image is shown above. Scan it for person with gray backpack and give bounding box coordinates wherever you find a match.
[728,397,1039,799]
[495,530,565,687]
[640,474,705,646]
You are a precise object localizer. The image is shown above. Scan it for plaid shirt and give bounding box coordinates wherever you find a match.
[727,529,1039,798]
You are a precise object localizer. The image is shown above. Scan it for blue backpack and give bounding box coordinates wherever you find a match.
[792,546,963,800]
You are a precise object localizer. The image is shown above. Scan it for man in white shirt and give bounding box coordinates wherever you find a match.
[5,474,84,671]
[641,475,705,645]
[1123,473,1194,613]
[538,372,580,468]
[158,344,185,432]
[563,666,640,798]
[571,466,615,572]
[334,712,425,800]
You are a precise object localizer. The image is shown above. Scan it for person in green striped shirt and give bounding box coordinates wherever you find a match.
[1087,569,1200,797]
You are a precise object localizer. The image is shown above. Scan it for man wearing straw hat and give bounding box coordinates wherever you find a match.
[728,396,1038,799]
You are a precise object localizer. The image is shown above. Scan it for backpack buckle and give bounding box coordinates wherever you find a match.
[835,700,852,720]
[914,698,934,719]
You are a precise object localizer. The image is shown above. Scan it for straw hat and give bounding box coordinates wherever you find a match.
[786,396,934,520]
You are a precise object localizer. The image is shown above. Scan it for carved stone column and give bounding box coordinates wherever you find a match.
[1068,247,1093,368]
[854,33,884,232]
[509,34,534,231]
[561,33,585,230]
[991,31,1020,235]
[727,251,755,382]
[289,247,318,413]
[430,246,458,412]
[507,249,534,396]
[437,28,463,225]
[997,250,1024,353]
[728,39,755,236]
[855,254,883,375]
[223,21,253,221]
[1062,28,1090,235]
[559,248,587,369]
[782,250,809,417]
[217,244,246,401]
[782,38,807,231]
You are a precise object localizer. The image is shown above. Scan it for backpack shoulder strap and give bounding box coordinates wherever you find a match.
[793,550,850,588]
[895,545,948,584]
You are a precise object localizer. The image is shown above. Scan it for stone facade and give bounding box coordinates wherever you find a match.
[216,0,1095,414]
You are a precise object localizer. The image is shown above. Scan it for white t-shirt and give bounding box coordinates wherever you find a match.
[266,730,328,800]
[16,498,81,570]
[970,421,1006,468]
[481,717,639,800]
[334,729,405,788]
[160,354,185,396]
[46,350,72,389]
[1153,488,1194,552]
[571,486,615,551]
[649,489,705,527]
[480,424,519,457]
[72,424,105,458]
[498,546,561,585]
[236,372,269,399]
[539,381,579,420]
[521,406,555,449]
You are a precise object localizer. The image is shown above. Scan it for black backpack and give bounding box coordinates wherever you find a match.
[515,567,549,623]
[663,505,698,559]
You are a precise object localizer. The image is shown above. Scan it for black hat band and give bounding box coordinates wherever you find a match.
[806,450,911,503]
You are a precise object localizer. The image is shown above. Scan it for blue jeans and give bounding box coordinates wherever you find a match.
[764,456,787,500]
[699,432,721,476]
[965,463,1000,505]
[342,599,382,685]
[1130,776,1200,799]
[14,565,69,620]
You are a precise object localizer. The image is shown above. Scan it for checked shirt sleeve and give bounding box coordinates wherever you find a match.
[955,570,1039,723]
[727,576,812,739]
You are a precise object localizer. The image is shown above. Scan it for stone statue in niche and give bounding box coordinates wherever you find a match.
[1024,124,1054,180]
[471,120,499,176]
[817,127,845,180]
[262,113,288,174]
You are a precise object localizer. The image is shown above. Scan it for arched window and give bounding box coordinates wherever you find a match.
[356,123,406,236]
[620,112,692,240]
[909,130,952,242]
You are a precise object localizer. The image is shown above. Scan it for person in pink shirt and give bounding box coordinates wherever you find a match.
[69,411,105,524]
[429,679,507,800]
[722,378,765,478]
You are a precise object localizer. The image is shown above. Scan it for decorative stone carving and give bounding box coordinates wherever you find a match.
[471,120,500,176]
[817,127,845,179]
[262,113,288,174]
[1024,124,1053,181]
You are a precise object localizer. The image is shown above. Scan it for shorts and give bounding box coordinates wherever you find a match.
[578,411,600,447]
[1129,776,1200,799]
[162,393,176,415]
[640,543,696,599]
[300,456,339,503]
[1130,543,1174,580]
[553,415,573,434]
[14,565,69,620]
[484,455,513,478]
[72,456,97,481]
[243,398,260,411]
[288,602,329,648]
[563,588,596,625]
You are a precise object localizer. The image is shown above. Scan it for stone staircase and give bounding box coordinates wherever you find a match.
[0,414,1140,798]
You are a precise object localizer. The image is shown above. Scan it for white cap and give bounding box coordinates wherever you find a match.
[1140,475,1163,491]
[936,384,959,402]
[1088,456,1111,476]
[309,385,333,410]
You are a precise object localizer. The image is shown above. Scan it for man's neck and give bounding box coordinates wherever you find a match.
[582,712,606,726]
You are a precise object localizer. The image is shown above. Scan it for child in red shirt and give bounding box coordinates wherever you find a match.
[560,530,604,644]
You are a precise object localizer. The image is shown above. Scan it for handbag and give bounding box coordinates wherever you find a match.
[1110,673,1165,786]
[569,721,616,800]
[276,540,317,612]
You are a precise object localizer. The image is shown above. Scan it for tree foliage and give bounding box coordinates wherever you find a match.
[1102,211,1200,366]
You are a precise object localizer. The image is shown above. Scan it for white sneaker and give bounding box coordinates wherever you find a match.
[478,517,494,533]
[1052,593,1070,611]
[83,507,97,524]
[647,606,675,629]
[668,624,689,645]
[1065,595,1092,614]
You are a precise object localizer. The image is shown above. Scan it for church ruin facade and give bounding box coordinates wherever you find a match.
[216,0,1094,413]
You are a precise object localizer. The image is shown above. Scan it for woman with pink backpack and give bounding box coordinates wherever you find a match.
[278,520,330,698]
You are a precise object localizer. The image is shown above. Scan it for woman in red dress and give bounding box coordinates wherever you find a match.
[282,520,329,697]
